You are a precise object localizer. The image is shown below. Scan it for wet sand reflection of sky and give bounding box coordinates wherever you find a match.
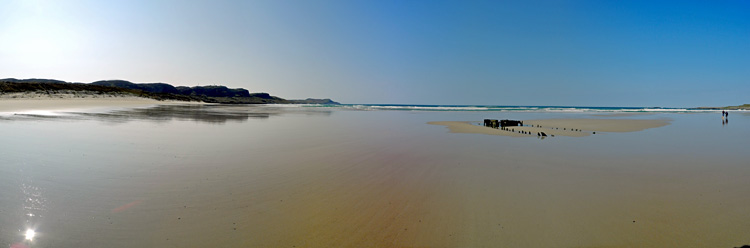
[0,104,333,123]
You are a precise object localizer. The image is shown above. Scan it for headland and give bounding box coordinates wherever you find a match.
[0,78,339,105]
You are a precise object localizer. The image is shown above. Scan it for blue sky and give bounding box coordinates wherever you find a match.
[0,0,747,107]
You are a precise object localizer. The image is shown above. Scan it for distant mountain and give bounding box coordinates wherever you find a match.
[0,78,340,104]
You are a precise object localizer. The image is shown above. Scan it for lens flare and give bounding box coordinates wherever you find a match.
[25,229,35,241]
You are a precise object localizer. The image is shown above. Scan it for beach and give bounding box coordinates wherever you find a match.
[1,101,749,247]
[0,92,199,113]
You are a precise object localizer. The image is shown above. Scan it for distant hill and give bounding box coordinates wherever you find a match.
[174,85,250,98]
[696,104,750,110]
[287,98,340,104]
[0,78,340,104]
[1,78,70,84]
[91,80,181,94]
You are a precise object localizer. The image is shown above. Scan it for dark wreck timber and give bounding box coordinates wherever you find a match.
[483,119,523,129]
[483,118,553,137]
[0,78,340,105]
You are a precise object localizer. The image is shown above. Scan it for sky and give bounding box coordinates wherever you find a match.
[0,0,747,107]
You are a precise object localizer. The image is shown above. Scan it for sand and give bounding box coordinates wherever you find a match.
[1,106,749,247]
[0,92,199,113]
[429,118,671,137]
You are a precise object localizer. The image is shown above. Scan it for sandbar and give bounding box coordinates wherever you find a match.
[428,118,670,137]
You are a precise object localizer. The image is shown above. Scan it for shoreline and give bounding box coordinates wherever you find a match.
[0,92,200,113]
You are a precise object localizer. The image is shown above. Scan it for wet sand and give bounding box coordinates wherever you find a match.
[1,108,749,247]
[429,118,671,137]
[0,93,197,113]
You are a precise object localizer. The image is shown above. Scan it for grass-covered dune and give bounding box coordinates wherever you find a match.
[0,78,339,104]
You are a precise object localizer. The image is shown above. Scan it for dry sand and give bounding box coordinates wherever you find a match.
[429,118,671,137]
[0,92,199,113]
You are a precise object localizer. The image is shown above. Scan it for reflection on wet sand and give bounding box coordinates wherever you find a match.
[1,108,749,247]
[2,104,333,123]
[6,169,46,248]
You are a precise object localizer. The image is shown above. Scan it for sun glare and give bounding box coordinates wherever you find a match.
[24,229,35,241]
[1,13,83,65]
